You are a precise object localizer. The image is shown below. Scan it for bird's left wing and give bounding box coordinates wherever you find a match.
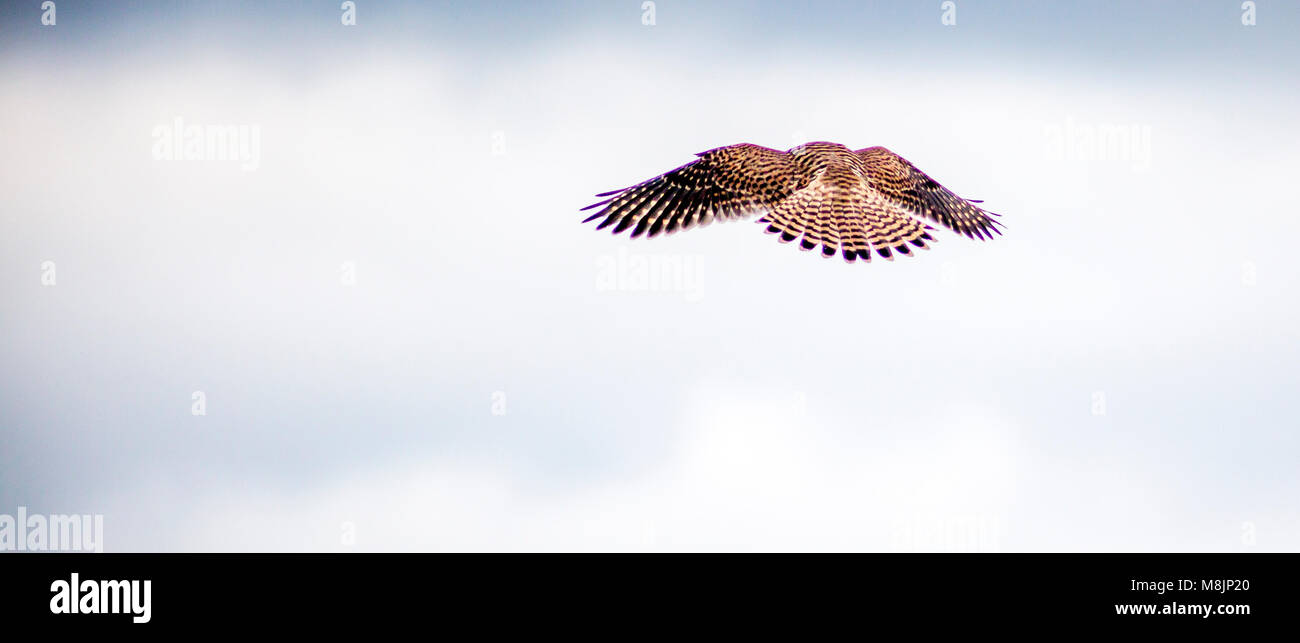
[582,143,809,238]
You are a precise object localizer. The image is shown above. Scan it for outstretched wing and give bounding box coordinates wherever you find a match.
[855,146,1004,240]
[582,144,810,239]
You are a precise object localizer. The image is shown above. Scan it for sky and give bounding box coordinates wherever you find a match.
[1,0,1298,552]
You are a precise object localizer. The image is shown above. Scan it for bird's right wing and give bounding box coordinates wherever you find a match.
[855,146,1004,240]
[582,144,809,239]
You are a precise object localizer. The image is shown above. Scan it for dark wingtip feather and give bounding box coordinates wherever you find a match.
[611,215,637,234]
[632,215,654,238]
[581,197,617,211]
[594,213,618,230]
[645,217,666,238]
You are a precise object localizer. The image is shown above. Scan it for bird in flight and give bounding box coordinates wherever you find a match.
[581,142,1003,263]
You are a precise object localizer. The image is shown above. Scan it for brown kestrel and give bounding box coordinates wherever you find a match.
[582,142,1003,263]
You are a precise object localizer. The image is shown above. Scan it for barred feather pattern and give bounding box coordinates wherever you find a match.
[581,141,1002,263]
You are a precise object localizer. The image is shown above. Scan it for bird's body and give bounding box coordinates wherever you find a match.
[582,142,1003,263]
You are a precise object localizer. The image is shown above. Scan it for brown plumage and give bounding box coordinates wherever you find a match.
[581,142,1003,263]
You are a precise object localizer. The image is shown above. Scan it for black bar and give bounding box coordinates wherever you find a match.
[1,553,1292,628]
